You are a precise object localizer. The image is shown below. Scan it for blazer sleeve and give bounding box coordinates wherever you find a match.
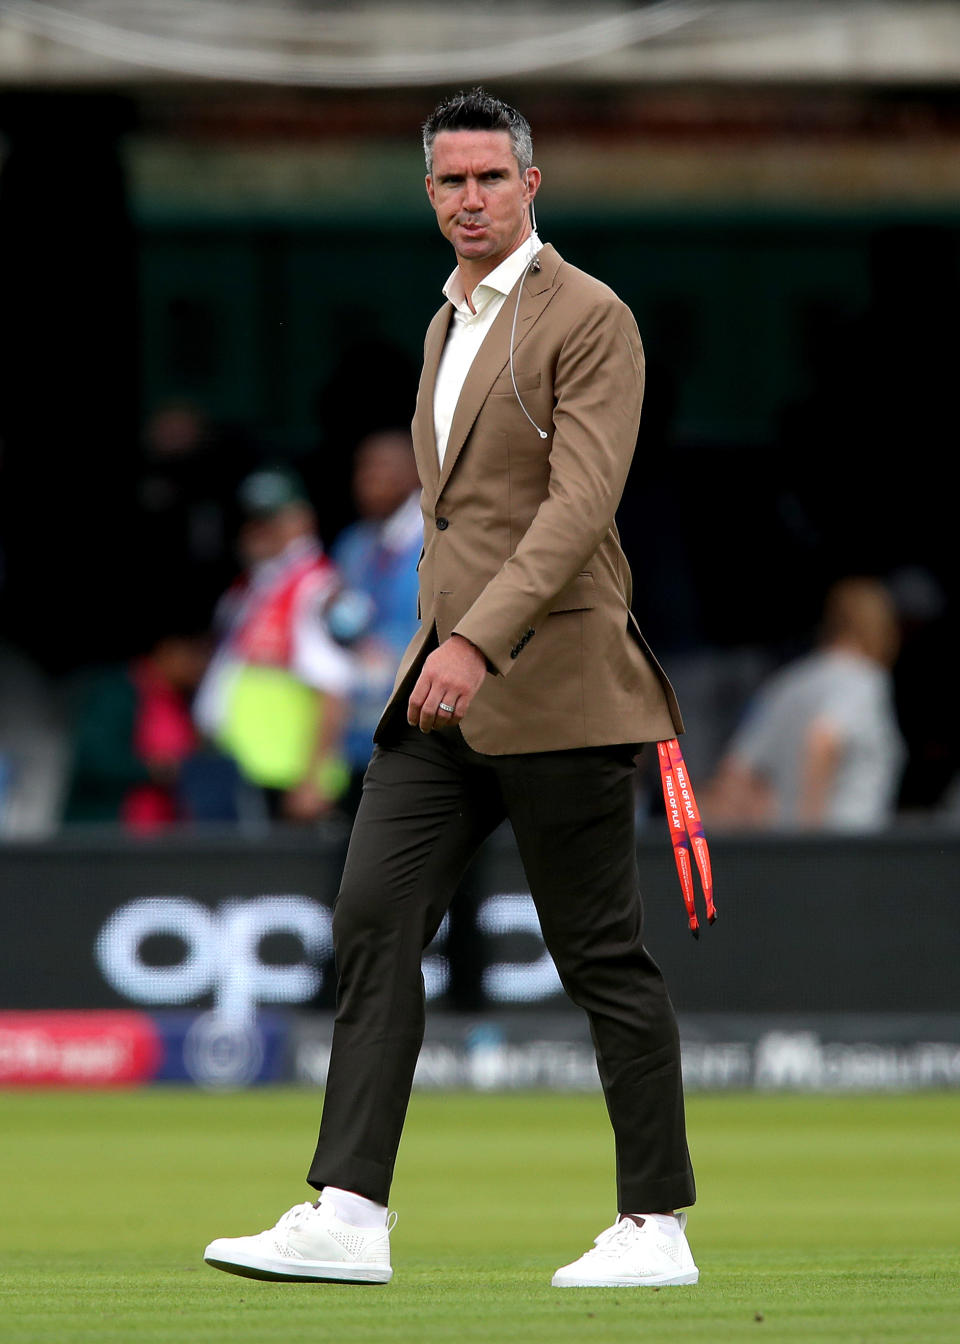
[452,294,644,675]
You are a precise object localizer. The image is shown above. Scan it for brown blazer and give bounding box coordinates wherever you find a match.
[376,243,683,755]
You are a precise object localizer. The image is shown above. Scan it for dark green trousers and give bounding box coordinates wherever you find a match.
[307,722,696,1214]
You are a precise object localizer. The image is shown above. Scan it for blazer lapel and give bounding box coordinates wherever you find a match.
[437,245,562,495]
[413,303,452,498]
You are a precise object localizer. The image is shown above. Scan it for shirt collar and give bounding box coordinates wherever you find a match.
[442,232,543,317]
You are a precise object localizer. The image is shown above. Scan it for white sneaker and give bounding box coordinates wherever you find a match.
[551,1213,699,1288]
[203,1194,396,1284]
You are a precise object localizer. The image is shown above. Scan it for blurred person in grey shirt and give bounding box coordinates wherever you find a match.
[706,577,905,831]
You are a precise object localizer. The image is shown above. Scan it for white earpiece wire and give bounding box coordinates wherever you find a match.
[509,231,548,440]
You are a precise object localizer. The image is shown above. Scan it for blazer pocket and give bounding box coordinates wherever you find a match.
[490,369,542,396]
[549,572,596,613]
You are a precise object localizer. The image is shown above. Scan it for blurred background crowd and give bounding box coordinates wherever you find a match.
[0,1,958,839]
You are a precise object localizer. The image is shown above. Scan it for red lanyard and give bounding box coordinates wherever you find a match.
[657,738,717,938]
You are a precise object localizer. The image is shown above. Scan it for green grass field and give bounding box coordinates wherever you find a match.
[1,1088,957,1343]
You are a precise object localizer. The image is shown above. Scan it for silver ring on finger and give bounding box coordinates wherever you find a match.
[439,701,456,714]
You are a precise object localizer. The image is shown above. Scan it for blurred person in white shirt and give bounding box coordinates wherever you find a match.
[706,577,905,831]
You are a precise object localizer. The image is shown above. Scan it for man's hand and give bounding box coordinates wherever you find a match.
[407,634,487,733]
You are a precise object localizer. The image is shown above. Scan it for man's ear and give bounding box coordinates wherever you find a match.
[425,175,436,208]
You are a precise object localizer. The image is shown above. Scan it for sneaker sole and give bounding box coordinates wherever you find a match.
[203,1252,392,1285]
[551,1267,699,1288]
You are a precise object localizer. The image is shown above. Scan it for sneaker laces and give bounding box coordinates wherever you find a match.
[272,1202,317,1234]
[270,1200,396,1239]
[586,1218,642,1257]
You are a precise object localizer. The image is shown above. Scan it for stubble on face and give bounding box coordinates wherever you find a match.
[425,129,540,289]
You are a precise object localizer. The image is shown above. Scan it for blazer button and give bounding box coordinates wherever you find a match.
[436,517,449,531]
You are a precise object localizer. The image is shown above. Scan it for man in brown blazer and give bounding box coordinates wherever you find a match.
[205,88,698,1291]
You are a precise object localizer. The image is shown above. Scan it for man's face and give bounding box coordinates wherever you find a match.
[238,517,278,566]
[426,129,540,273]
[353,433,419,521]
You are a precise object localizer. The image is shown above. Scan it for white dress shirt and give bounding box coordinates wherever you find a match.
[433,232,543,467]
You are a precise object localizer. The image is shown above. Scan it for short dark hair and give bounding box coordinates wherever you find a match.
[422,87,533,177]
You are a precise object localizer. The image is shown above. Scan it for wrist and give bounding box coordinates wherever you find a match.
[450,631,493,673]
